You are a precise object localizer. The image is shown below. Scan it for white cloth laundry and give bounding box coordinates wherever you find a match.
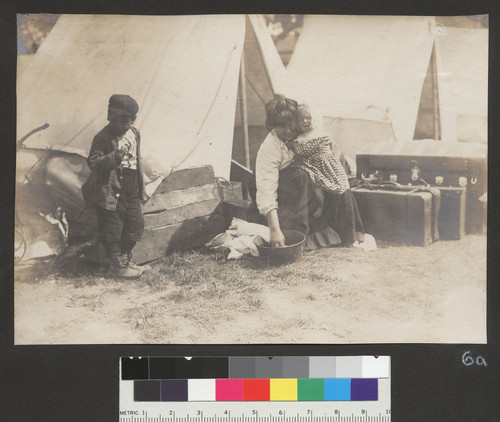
[205,218,271,259]
[353,233,377,251]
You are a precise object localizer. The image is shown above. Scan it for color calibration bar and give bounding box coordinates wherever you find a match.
[120,357,391,422]
[121,356,390,402]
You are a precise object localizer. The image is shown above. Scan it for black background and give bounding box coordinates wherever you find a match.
[1,1,499,421]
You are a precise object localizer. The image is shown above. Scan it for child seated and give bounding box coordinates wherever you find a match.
[287,104,350,218]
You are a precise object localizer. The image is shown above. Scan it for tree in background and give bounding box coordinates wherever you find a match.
[264,15,303,67]
[17,14,60,54]
[264,14,304,40]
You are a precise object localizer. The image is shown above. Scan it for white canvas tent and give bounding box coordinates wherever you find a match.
[286,15,459,160]
[16,14,291,258]
[438,26,488,143]
[18,14,245,179]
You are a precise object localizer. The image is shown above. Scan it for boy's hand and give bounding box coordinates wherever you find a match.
[115,148,126,162]
[115,144,131,161]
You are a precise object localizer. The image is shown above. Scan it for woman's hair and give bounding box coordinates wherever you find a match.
[297,103,311,117]
[265,94,299,131]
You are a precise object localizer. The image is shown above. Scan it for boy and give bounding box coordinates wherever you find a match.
[86,94,147,278]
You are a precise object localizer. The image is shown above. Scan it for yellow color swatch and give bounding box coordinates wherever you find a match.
[270,378,298,401]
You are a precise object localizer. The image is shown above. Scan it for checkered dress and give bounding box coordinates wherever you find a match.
[291,135,350,194]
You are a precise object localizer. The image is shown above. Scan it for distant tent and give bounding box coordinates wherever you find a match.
[438,26,488,143]
[286,15,458,160]
[16,14,291,257]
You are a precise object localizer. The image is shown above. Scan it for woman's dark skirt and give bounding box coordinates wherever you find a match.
[277,166,364,250]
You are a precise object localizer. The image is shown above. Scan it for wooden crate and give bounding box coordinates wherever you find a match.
[133,212,225,264]
[133,166,226,264]
[217,180,243,202]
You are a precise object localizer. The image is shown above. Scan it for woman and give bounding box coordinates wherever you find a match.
[255,94,364,249]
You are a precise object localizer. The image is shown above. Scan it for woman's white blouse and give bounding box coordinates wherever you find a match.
[255,130,295,216]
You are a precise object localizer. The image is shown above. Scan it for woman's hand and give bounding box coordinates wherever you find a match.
[269,226,285,248]
[266,209,285,247]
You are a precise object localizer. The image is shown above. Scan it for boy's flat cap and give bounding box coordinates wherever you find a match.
[108,94,139,116]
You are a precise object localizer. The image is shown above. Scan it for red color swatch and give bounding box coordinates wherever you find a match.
[243,379,270,401]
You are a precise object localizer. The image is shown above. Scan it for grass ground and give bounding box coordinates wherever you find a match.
[14,235,487,344]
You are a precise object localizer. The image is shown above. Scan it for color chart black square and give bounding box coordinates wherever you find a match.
[149,357,229,379]
[134,380,161,401]
[201,357,229,378]
[122,357,149,380]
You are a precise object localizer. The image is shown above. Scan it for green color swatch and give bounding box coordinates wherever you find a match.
[297,378,324,401]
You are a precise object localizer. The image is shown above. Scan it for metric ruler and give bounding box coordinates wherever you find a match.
[119,356,391,422]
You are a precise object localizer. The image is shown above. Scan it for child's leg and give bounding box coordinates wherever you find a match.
[119,194,145,271]
[119,169,145,270]
[96,205,124,260]
[120,197,144,250]
[96,203,141,278]
[312,185,324,218]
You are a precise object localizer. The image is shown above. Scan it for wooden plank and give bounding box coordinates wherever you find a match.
[133,212,226,264]
[144,199,221,229]
[143,183,220,214]
[154,166,215,195]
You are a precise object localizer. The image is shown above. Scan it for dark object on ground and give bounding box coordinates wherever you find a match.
[437,186,466,240]
[223,199,267,227]
[256,229,305,265]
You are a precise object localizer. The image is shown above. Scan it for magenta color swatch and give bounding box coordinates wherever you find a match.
[216,379,243,401]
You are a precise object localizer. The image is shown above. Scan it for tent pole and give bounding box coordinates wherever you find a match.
[239,49,251,170]
[431,43,441,140]
[239,48,251,199]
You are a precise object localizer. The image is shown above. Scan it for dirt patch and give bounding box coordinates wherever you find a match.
[14,235,487,344]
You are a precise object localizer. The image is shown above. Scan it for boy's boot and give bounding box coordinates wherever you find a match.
[110,253,142,279]
[119,252,144,274]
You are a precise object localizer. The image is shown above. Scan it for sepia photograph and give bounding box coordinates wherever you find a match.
[14,13,487,345]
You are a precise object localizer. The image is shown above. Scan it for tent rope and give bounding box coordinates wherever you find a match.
[244,75,267,105]
[172,42,240,171]
[196,46,239,138]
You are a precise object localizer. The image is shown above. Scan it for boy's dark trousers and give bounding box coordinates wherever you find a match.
[96,168,145,261]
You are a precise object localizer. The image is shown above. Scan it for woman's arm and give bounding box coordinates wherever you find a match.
[256,134,290,247]
[266,209,285,247]
[255,135,282,216]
